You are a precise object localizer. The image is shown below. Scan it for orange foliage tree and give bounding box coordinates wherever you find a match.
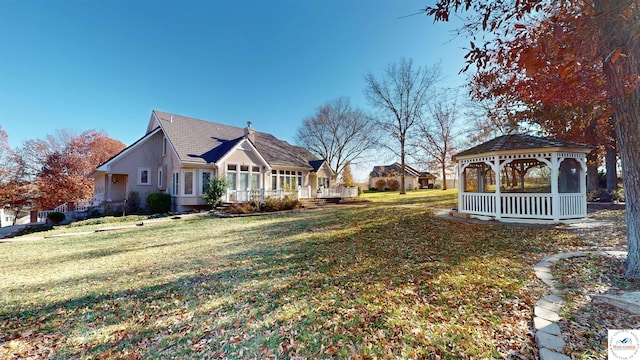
[36,130,125,210]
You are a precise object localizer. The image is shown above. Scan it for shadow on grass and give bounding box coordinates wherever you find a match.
[0,205,577,359]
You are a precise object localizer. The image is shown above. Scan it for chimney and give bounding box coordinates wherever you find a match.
[244,121,255,143]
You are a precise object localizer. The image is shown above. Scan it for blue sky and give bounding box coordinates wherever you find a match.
[1,0,470,176]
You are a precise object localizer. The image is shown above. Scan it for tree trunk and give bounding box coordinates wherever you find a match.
[605,135,617,191]
[598,0,640,279]
[441,161,447,190]
[400,140,407,194]
[587,161,600,192]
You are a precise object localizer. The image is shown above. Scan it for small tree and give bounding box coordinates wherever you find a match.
[340,161,356,187]
[203,176,230,207]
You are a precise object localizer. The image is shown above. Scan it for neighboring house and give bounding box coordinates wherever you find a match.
[368,163,434,190]
[0,208,31,228]
[91,110,335,212]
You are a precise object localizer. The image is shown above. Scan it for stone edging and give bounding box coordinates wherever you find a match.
[533,250,627,360]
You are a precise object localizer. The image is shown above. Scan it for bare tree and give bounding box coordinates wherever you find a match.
[295,97,378,175]
[364,58,441,194]
[412,89,460,190]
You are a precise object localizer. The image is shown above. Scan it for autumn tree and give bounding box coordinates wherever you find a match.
[364,58,441,194]
[340,161,356,187]
[466,5,615,192]
[295,97,379,175]
[411,89,460,190]
[424,0,640,278]
[0,126,39,225]
[36,130,125,209]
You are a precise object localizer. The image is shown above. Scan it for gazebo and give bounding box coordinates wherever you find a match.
[452,134,594,223]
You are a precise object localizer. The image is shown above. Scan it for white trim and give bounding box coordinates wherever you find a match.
[182,170,196,196]
[199,169,213,196]
[157,167,163,188]
[137,167,151,185]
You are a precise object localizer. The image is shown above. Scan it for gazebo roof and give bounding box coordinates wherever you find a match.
[453,134,593,160]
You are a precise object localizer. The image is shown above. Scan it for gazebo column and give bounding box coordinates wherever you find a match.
[494,155,501,220]
[550,153,560,222]
[457,163,464,211]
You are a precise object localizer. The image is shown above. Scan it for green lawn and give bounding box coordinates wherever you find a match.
[0,191,585,359]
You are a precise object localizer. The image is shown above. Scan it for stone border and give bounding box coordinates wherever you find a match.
[533,250,628,360]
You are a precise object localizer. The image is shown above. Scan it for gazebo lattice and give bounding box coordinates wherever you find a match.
[453,134,594,223]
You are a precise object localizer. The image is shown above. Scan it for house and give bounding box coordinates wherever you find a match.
[91,110,335,212]
[0,208,31,228]
[368,163,434,190]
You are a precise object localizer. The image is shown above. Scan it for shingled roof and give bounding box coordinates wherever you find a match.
[369,163,421,177]
[452,134,593,160]
[153,110,320,169]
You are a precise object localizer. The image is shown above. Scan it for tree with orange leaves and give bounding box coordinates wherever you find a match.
[36,130,125,210]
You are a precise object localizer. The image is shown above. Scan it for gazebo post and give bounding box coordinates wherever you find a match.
[550,153,560,223]
[494,155,501,220]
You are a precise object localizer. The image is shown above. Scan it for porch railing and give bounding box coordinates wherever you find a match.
[223,186,358,203]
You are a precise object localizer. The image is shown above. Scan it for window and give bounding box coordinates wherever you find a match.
[162,137,167,156]
[201,170,212,195]
[271,170,278,190]
[183,171,194,195]
[172,172,179,195]
[158,167,163,188]
[239,165,249,190]
[318,177,329,188]
[251,166,260,190]
[227,164,237,190]
[138,167,151,185]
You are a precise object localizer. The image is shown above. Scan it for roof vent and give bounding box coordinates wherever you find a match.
[170,114,173,123]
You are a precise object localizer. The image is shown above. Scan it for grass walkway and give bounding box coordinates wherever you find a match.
[0,190,586,358]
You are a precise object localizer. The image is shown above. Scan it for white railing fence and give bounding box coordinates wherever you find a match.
[223,186,358,204]
[37,199,95,223]
[459,192,586,220]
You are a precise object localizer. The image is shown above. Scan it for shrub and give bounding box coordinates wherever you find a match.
[46,211,65,224]
[146,192,172,214]
[375,179,387,191]
[126,191,140,214]
[261,197,282,212]
[203,177,230,207]
[280,196,300,210]
[388,179,400,191]
[226,202,257,214]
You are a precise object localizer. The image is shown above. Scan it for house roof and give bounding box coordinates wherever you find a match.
[452,134,594,160]
[369,162,421,177]
[152,110,321,169]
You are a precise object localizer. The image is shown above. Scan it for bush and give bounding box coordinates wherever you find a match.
[388,179,400,191]
[375,179,387,191]
[126,191,140,214]
[46,211,65,224]
[146,192,172,214]
[203,177,230,207]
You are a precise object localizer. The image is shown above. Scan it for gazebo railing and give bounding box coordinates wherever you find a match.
[560,193,586,217]
[500,193,553,219]
[460,193,496,216]
[459,192,586,220]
